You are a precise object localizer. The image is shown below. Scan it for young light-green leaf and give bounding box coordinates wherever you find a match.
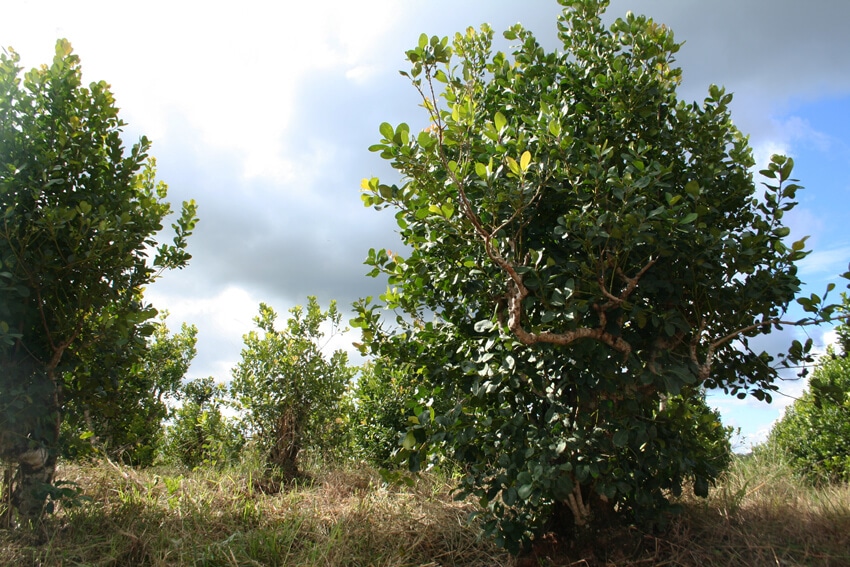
[494,111,507,133]
[520,151,531,172]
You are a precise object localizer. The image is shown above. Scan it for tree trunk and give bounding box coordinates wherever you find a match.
[268,407,303,483]
[11,447,55,521]
[0,354,62,524]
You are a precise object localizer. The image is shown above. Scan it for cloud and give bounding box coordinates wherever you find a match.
[799,247,850,279]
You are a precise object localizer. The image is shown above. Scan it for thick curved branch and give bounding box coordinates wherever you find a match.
[505,277,633,357]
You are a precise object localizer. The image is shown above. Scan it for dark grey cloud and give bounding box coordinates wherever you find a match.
[144,105,396,311]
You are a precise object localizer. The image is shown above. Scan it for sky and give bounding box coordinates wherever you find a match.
[3,0,849,450]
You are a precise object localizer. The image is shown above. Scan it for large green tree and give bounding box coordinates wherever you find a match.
[231,297,354,482]
[354,0,841,551]
[0,40,197,519]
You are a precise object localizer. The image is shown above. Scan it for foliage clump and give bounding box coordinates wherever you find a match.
[162,377,244,470]
[353,0,819,552]
[349,361,417,467]
[61,315,198,467]
[231,297,355,483]
[766,295,850,484]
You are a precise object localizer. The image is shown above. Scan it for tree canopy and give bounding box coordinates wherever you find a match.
[353,0,843,551]
[0,39,197,519]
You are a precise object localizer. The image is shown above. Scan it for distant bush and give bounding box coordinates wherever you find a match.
[766,296,850,484]
[162,377,244,469]
[350,361,417,467]
[230,298,355,481]
[766,349,850,484]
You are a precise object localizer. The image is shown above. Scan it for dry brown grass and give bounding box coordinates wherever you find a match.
[656,449,850,567]
[1,451,848,566]
[0,461,514,567]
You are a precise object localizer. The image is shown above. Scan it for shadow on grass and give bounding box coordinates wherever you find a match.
[1,455,849,567]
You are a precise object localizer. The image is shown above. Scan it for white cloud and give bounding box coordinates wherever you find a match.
[146,285,260,379]
[798,247,850,278]
[1,0,405,183]
[345,65,380,85]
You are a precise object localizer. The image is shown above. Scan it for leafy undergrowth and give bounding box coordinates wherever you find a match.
[1,451,848,566]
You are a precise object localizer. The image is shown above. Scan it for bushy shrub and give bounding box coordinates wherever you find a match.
[767,366,848,482]
[162,377,244,469]
[766,296,850,484]
[230,298,355,481]
[353,0,800,551]
[350,361,419,467]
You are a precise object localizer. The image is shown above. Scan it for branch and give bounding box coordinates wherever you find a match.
[506,278,633,357]
[689,314,845,380]
[565,480,592,527]
[598,256,657,311]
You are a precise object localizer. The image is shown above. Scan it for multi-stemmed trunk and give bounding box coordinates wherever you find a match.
[267,407,304,484]
[1,352,64,525]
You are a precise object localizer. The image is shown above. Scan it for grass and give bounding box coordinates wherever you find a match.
[656,446,850,567]
[1,450,848,566]
[1,459,511,567]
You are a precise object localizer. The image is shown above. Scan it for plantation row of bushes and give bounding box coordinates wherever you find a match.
[760,312,850,485]
[58,322,418,478]
[61,294,850,493]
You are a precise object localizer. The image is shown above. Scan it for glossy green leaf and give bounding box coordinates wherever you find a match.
[494,111,507,132]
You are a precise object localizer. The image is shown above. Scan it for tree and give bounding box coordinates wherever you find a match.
[767,295,850,484]
[163,377,244,470]
[353,0,835,551]
[231,298,354,482]
[0,40,197,520]
[350,360,424,468]
[62,315,198,466]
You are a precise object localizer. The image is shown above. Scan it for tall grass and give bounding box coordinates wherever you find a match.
[658,446,850,566]
[0,460,511,567]
[1,451,848,566]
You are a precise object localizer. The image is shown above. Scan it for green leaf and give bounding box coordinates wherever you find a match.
[379,122,394,140]
[520,151,531,172]
[791,236,809,251]
[679,212,698,224]
[417,131,434,149]
[517,484,533,500]
[403,431,417,450]
[612,429,629,447]
[684,180,700,197]
[494,111,507,133]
